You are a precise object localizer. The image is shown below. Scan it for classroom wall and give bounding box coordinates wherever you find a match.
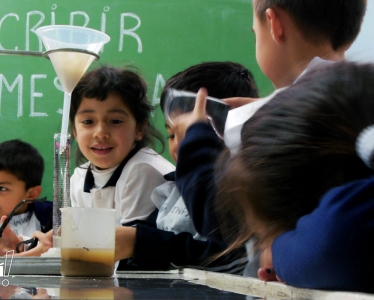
[0,0,272,201]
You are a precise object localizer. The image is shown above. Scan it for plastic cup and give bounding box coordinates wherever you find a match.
[60,207,116,277]
[163,89,231,138]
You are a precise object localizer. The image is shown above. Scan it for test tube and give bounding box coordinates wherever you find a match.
[59,92,72,152]
[53,133,71,248]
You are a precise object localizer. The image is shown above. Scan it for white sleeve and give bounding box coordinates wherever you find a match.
[118,163,167,224]
[70,167,85,207]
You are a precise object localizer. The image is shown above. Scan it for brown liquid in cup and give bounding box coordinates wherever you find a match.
[61,248,114,277]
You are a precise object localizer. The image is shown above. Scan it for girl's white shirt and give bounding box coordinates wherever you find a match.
[70,147,175,225]
[92,164,118,188]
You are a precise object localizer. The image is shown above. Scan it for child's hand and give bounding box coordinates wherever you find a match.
[15,229,53,257]
[223,97,259,108]
[115,226,136,261]
[172,87,209,143]
[258,266,284,283]
[0,215,22,255]
[257,246,284,283]
[0,285,18,299]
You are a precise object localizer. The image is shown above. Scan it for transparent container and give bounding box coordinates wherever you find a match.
[60,207,116,277]
[53,133,71,248]
[35,25,110,94]
[35,25,110,54]
[35,25,110,149]
[163,88,231,139]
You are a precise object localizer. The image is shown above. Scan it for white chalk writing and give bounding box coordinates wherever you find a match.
[0,5,168,119]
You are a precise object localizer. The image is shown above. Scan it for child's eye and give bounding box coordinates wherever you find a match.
[111,119,123,125]
[167,134,175,140]
[0,186,8,192]
[82,119,93,125]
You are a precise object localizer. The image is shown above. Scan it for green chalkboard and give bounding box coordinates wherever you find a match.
[0,0,273,200]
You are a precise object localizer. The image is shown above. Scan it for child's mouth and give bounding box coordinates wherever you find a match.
[91,146,113,155]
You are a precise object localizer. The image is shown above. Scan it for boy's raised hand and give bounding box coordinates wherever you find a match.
[257,246,284,283]
[172,87,208,143]
[0,215,22,255]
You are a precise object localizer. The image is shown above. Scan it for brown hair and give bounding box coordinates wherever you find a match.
[252,0,367,50]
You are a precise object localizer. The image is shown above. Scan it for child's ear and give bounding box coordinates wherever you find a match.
[26,185,42,200]
[135,121,147,141]
[266,8,284,45]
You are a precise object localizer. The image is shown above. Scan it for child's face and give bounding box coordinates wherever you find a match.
[0,171,29,216]
[165,121,178,162]
[73,93,144,170]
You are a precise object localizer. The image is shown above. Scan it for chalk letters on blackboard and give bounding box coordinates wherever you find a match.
[30,74,48,117]
[120,13,142,53]
[27,11,45,51]
[0,7,143,53]
[0,73,166,118]
[151,74,166,107]
[0,74,22,117]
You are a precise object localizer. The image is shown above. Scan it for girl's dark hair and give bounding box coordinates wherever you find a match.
[160,61,259,110]
[70,65,165,165]
[216,61,374,250]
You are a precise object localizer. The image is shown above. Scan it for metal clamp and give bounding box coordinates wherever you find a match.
[0,48,100,60]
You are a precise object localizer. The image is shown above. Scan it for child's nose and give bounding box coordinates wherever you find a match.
[94,123,110,139]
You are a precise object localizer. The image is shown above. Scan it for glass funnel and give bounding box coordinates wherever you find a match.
[35,25,110,149]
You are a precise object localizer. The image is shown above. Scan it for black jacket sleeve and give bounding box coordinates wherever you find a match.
[175,123,224,239]
[131,223,247,274]
[32,200,53,233]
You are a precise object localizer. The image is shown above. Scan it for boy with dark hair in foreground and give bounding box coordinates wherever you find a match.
[0,139,52,254]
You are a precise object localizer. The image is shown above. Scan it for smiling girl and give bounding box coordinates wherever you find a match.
[69,66,175,226]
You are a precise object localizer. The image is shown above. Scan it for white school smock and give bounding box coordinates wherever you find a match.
[70,147,175,225]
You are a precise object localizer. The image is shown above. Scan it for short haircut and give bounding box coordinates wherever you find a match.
[0,139,44,190]
[253,0,367,50]
[160,61,259,111]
